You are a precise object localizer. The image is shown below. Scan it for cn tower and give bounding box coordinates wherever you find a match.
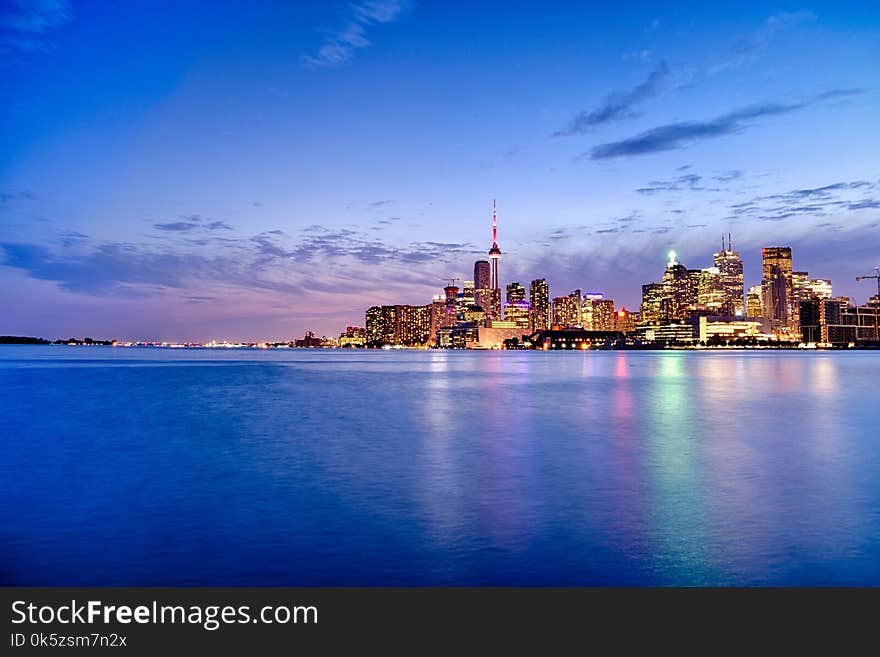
[488,199,501,319]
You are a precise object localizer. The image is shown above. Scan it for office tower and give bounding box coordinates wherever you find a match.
[641,283,665,324]
[762,246,793,335]
[473,260,491,314]
[506,282,526,304]
[662,251,692,321]
[713,235,745,316]
[697,267,725,313]
[746,285,763,318]
[530,278,550,331]
[487,200,502,319]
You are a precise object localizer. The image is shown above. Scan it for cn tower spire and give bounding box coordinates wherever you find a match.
[487,199,502,319]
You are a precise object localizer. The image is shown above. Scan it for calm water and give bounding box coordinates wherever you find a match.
[1,346,878,586]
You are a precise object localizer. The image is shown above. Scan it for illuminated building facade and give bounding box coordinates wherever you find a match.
[506,282,526,304]
[697,267,726,314]
[529,278,550,331]
[474,260,492,316]
[713,236,745,315]
[615,308,637,333]
[640,283,665,324]
[762,246,793,336]
[502,301,531,329]
[364,304,431,346]
[662,252,693,321]
[583,296,615,331]
[747,284,763,318]
[366,306,384,346]
[552,289,582,327]
[339,326,367,348]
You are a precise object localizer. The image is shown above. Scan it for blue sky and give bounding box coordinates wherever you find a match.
[1,0,879,340]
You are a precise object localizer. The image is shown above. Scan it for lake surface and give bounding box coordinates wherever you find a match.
[1,346,878,585]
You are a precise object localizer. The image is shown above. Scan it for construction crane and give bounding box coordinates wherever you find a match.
[856,267,880,301]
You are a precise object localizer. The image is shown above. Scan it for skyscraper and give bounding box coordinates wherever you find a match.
[640,283,665,324]
[713,235,744,316]
[488,200,502,320]
[697,267,725,313]
[662,251,692,321]
[762,246,793,335]
[473,260,491,315]
[530,278,550,331]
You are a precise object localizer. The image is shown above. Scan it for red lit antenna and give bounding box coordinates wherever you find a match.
[492,199,497,246]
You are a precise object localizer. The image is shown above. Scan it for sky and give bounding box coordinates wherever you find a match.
[1,0,879,341]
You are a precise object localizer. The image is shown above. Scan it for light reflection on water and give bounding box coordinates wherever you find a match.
[0,346,878,585]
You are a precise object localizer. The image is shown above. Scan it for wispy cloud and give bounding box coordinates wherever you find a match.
[0,0,71,58]
[710,10,817,74]
[301,1,408,68]
[636,170,743,195]
[586,89,866,160]
[553,61,670,136]
[727,179,878,222]
[0,219,477,301]
[0,189,37,202]
[153,214,233,232]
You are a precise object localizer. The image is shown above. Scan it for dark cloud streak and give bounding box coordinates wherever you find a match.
[553,61,670,136]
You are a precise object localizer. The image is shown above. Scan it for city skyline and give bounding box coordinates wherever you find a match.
[2,2,879,341]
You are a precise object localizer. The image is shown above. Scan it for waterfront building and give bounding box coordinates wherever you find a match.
[366,306,384,346]
[364,304,431,347]
[467,326,530,349]
[800,299,879,344]
[339,326,367,348]
[531,328,625,350]
[695,316,772,343]
[635,322,695,345]
[529,278,550,331]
